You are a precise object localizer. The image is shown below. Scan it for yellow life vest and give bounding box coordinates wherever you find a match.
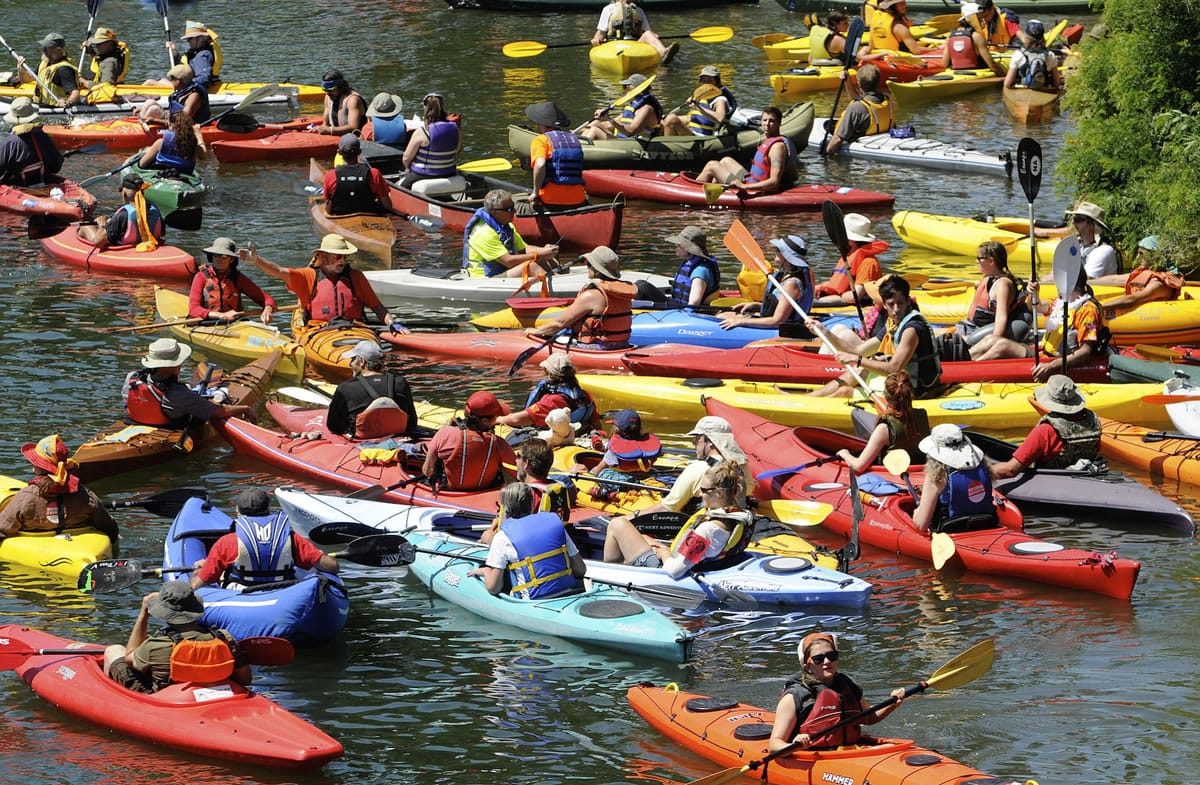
[89,41,130,84]
[35,59,77,105]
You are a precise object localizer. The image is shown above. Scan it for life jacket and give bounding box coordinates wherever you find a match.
[747,136,798,188]
[967,273,1026,324]
[499,511,578,599]
[13,128,61,186]
[760,265,814,323]
[181,41,223,85]
[525,380,598,429]
[153,129,195,174]
[163,625,236,684]
[670,255,721,305]
[814,242,886,298]
[438,425,506,490]
[168,82,211,124]
[808,25,839,63]
[410,120,460,177]
[329,162,381,215]
[687,87,738,136]
[891,310,941,393]
[462,207,518,276]
[1040,411,1102,469]
[116,202,164,246]
[785,675,864,748]
[544,130,584,185]
[353,376,410,438]
[966,10,1012,46]
[616,94,663,140]
[577,279,637,347]
[371,114,409,146]
[936,464,994,520]
[35,59,77,105]
[841,94,894,137]
[199,265,244,313]
[223,512,297,587]
[606,3,645,39]
[308,267,366,321]
[1040,294,1103,357]
[947,29,980,69]
[1018,47,1050,87]
[607,431,663,473]
[1125,267,1182,300]
[90,41,130,84]
[869,11,905,53]
[122,369,181,427]
[530,479,574,523]
[668,507,753,568]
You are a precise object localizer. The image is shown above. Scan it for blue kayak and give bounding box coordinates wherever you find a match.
[628,309,863,350]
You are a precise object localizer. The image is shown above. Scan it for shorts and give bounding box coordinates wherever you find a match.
[631,549,663,568]
[724,167,749,186]
[107,659,154,694]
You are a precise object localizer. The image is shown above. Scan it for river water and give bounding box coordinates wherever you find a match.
[1,2,1196,784]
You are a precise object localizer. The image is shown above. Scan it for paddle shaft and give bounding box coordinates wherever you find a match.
[508,330,568,376]
[821,199,865,333]
[78,0,104,74]
[818,16,864,154]
[156,0,174,70]
[573,75,656,133]
[1016,137,1043,358]
[0,33,67,110]
[568,472,665,494]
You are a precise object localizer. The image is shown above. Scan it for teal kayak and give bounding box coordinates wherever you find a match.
[1109,353,1200,385]
[127,157,207,230]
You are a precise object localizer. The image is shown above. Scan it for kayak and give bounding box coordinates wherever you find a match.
[154,288,307,382]
[72,350,280,482]
[1158,369,1200,437]
[760,23,943,61]
[307,160,396,263]
[211,129,337,164]
[623,342,1112,384]
[1003,85,1060,124]
[1098,415,1200,487]
[454,0,756,9]
[579,169,894,211]
[1108,352,1200,385]
[0,179,96,220]
[128,158,207,230]
[770,57,944,95]
[508,101,815,170]
[0,80,324,104]
[628,684,1033,785]
[44,114,322,152]
[809,126,1013,176]
[889,68,1005,104]
[272,490,872,608]
[894,209,1067,263]
[362,264,670,306]
[40,226,197,279]
[0,624,343,769]
[408,530,693,660]
[709,398,1142,599]
[0,474,113,580]
[290,312,380,382]
[577,373,1174,431]
[0,90,297,117]
[162,496,349,645]
[589,39,661,78]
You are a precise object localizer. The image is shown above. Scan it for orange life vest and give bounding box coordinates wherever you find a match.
[440,426,505,490]
[578,279,636,346]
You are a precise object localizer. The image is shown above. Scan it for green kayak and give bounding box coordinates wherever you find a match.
[126,156,207,231]
[1109,353,1200,385]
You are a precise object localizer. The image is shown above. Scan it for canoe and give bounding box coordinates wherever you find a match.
[628,684,1032,785]
[579,169,894,211]
[362,264,670,306]
[770,57,944,95]
[709,399,1142,599]
[307,160,396,263]
[44,115,322,152]
[272,490,872,608]
[40,226,197,279]
[290,311,379,382]
[507,101,815,170]
[0,473,114,580]
[0,80,323,104]
[809,126,1012,176]
[1003,85,1060,124]
[0,90,297,117]
[893,209,1065,264]
[128,158,207,230]
[0,179,96,220]
[154,288,307,382]
[162,496,349,645]
[889,68,1005,104]
[211,129,337,164]
[0,625,343,769]
[577,373,1173,431]
[72,350,280,482]
[622,341,1113,384]
[1099,415,1200,487]
[589,40,661,78]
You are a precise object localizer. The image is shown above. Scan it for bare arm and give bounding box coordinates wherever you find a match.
[838,422,891,474]
[402,127,429,169]
[911,472,941,532]
[138,139,163,169]
[737,140,790,192]
[525,290,602,338]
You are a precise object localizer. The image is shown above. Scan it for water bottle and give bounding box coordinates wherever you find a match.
[50,187,65,200]
[985,209,995,224]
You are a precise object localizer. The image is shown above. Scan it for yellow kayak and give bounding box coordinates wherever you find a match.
[761,24,941,63]
[0,475,112,581]
[589,40,661,77]
[0,80,324,103]
[893,209,1066,264]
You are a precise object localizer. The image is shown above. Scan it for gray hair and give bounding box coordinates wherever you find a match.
[484,189,513,212]
[500,482,536,518]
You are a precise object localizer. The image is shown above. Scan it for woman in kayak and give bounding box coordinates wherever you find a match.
[1089,235,1183,313]
[836,371,930,473]
[401,92,461,189]
[421,391,517,492]
[717,234,814,330]
[912,423,997,532]
[496,352,600,434]
[138,111,205,174]
[950,240,1032,359]
[188,237,275,323]
[0,434,119,545]
[769,632,907,751]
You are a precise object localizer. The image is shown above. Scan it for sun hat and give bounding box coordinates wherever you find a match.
[582,246,621,280]
[39,33,66,50]
[1138,235,1160,251]
[798,631,838,663]
[318,233,358,255]
[769,235,808,268]
[539,353,574,375]
[345,339,384,364]
[338,133,361,154]
[181,21,217,40]
[665,225,709,258]
[919,423,984,470]
[142,337,192,368]
[706,431,746,463]
[120,173,145,191]
[959,2,980,17]
[525,101,570,130]
[843,213,876,243]
[167,63,194,82]
[1067,201,1108,231]
[699,65,721,78]
[1025,19,1045,37]
[877,0,905,10]
[1033,374,1088,415]
[862,278,885,307]
[88,27,118,46]
[203,237,238,257]
[686,416,733,437]
[610,408,642,437]
[3,97,40,127]
[148,581,205,624]
[367,92,404,119]
[21,434,77,487]
[234,488,272,517]
[620,73,650,88]
[465,391,511,418]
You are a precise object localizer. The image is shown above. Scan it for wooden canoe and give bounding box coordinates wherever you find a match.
[1003,85,1060,124]
[307,159,396,263]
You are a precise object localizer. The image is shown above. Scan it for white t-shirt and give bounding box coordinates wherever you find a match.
[485,528,579,570]
[1079,239,1117,279]
[596,3,651,34]
[663,519,732,578]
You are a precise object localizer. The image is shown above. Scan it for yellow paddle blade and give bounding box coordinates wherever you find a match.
[922,12,962,34]
[457,157,515,173]
[502,40,547,58]
[931,531,956,569]
[1046,18,1070,47]
[703,183,726,205]
[751,33,794,49]
[758,499,834,527]
[613,74,655,108]
[690,25,735,44]
[1134,344,1185,362]
[926,639,995,691]
[882,449,911,475]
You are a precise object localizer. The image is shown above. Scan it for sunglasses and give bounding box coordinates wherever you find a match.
[810,651,839,665]
[1072,215,1089,224]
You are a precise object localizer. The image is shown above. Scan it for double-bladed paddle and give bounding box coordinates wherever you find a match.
[508,329,570,376]
[104,488,208,517]
[1142,394,1200,405]
[502,26,733,59]
[0,634,294,669]
[78,0,107,73]
[818,15,864,155]
[346,474,429,501]
[294,181,446,233]
[880,451,954,567]
[821,199,868,333]
[1016,137,1043,353]
[0,33,71,118]
[572,75,657,134]
[154,0,173,70]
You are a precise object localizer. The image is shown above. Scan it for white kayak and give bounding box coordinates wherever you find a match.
[1163,376,1200,437]
[810,127,1013,177]
[0,90,298,117]
[363,263,672,305]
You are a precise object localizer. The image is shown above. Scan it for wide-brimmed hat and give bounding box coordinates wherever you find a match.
[844,213,876,243]
[142,337,191,368]
[769,235,808,268]
[877,0,905,10]
[620,73,650,88]
[39,33,66,50]
[317,233,357,255]
[465,391,511,418]
[525,101,570,129]
[203,236,238,257]
[706,431,746,463]
[666,225,709,257]
[1034,374,1088,414]
[149,581,205,624]
[21,434,77,487]
[582,246,620,280]
[1138,235,1160,251]
[686,415,732,437]
[919,423,984,470]
[699,65,721,78]
[539,353,574,375]
[959,2,980,17]
[1067,201,1108,231]
[3,97,40,127]
[166,63,194,82]
[798,631,838,662]
[88,27,118,46]
[181,20,217,40]
[345,339,383,363]
[235,488,272,517]
[367,92,404,119]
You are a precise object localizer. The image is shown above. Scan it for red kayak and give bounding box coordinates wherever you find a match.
[581,170,894,211]
[211,130,338,163]
[0,179,96,220]
[706,398,1141,599]
[623,342,1112,384]
[40,227,196,279]
[0,625,343,769]
[44,115,322,152]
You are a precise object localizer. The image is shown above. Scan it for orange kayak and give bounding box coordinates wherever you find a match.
[44,114,322,151]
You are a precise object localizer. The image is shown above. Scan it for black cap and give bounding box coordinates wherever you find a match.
[235,488,272,516]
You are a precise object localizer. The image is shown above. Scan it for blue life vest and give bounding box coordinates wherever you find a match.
[760,265,814,323]
[168,82,210,124]
[224,513,297,587]
[524,380,597,428]
[499,511,578,599]
[462,207,517,276]
[545,130,584,185]
[936,465,994,521]
[154,130,195,174]
[616,94,663,139]
[670,255,721,305]
[748,136,797,185]
[687,87,738,136]
[410,121,459,177]
[117,202,164,245]
[371,115,409,146]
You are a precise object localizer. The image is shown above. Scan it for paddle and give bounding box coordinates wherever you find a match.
[567,472,666,495]
[818,15,864,155]
[1134,344,1190,363]
[1015,137,1043,355]
[63,141,108,158]
[1141,431,1200,443]
[99,304,297,333]
[104,488,208,517]
[750,33,794,49]
[457,158,516,174]
[931,531,956,569]
[78,158,136,188]
[202,83,285,130]
[756,454,842,482]
[346,474,429,501]
[573,75,657,134]
[882,449,921,501]
[1142,394,1200,405]
[77,0,105,75]
[502,26,733,59]
[154,0,173,70]
[844,464,862,569]
[0,635,294,669]
[276,385,334,405]
[753,499,833,528]
[821,199,867,333]
[0,33,71,117]
[1051,237,1083,377]
[688,639,996,785]
[508,329,570,377]
[294,181,446,233]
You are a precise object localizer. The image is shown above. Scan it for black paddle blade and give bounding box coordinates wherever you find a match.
[508,339,551,377]
[338,534,416,567]
[78,558,151,594]
[1016,137,1043,203]
[821,199,851,259]
[164,206,203,232]
[105,488,208,516]
[215,112,261,134]
[308,521,382,546]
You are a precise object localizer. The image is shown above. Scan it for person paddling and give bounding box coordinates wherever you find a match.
[78,174,164,251]
[188,236,276,323]
[992,374,1102,478]
[122,337,257,427]
[323,134,389,215]
[524,246,635,349]
[0,97,64,186]
[421,391,517,491]
[325,340,420,439]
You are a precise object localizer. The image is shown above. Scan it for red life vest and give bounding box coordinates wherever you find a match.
[124,370,171,426]
[440,427,505,490]
[309,268,366,322]
[200,265,243,313]
[578,279,636,347]
[1125,267,1182,300]
[747,135,796,188]
[607,432,662,472]
[355,399,410,439]
[947,29,979,69]
[799,684,863,747]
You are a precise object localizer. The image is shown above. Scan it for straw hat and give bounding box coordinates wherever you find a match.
[180,21,217,40]
[367,92,404,119]
[3,97,40,127]
[142,337,192,368]
[167,63,194,82]
[88,27,118,46]
[919,424,984,470]
[1033,374,1088,414]
[843,213,876,243]
[1067,201,1108,231]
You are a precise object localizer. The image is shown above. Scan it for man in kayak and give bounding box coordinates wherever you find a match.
[325,340,420,440]
[0,434,119,545]
[664,225,723,307]
[992,375,1102,478]
[912,423,997,532]
[188,237,276,323]
[366,92,408,147]
[717,235,814,331]
[79,27,129,104]
[316,68,367,137]
[1004,20,1062,89]
[661,66,739,137]
[693,107,798,194]
[422,391,517,491]
[579,74,664,141]
[247,234,403,331]
[468,482,585,600]
[104,581,252,694]
[189,489,340,591]
[0,97,64,186]
[591,0,678,63]
[323,133,389,215]
[497,353,601,434]
[78,174,165,250]
[463,189,559,278]
[164,21,222,92]
[524,246,636,349]
[813,214,887,306]
[524,101,588,212]
[123,337,258,427]
[15,32,81,108]
[824,64,895,155]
